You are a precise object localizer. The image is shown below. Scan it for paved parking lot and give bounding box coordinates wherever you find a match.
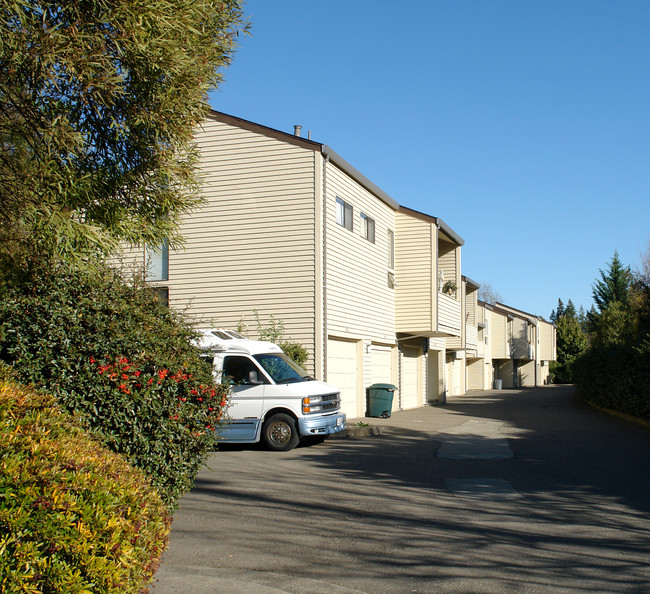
[152,386,650,593]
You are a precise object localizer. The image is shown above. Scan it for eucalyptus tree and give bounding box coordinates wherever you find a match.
[0,0,247,272]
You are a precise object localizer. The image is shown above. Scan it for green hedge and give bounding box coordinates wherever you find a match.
[0,379,171,593]
[0,265,228,507]
[574,342,650,421]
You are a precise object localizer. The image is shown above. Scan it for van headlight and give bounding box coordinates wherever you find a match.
[302,395,325,414]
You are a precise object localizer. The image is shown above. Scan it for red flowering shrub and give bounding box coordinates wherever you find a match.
[0,265,228,508]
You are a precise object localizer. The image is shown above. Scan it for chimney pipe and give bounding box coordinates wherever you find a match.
[294,125,302,137]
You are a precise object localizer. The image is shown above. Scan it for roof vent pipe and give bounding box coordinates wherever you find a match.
[294,125,302,137]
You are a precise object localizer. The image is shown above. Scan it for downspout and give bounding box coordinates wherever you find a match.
[322,153,329,381]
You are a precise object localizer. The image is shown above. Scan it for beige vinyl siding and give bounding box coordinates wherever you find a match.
[370,344,395,385]
[324,161,396,344]
[446,355,462,396]
[110,243,146,279]
[446,336,462,350]
[491,311,509,359]
[445,278,464,350]
[438,293,462,336]
[163,117,319,363]
[438,240,458,288]
[400,347,422,409]
[511,318,529,359]
[466,289,477,326]
[395,212,435,333]
[466,358,483,390]
[327,338,361,418]
[496,360,514,388]
[518,360,536,386]
[539,321,556,361]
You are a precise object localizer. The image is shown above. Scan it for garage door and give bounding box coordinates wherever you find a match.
[447,356,462,396]
[371,345,393,385]
[401,347,421,410]
[327,338,359,419]
[466,359,483,391]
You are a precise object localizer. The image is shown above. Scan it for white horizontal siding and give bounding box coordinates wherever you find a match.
[539,322,556,361]
[511,318,529,359]
[395,212,435,333]
[466,324,478,350]
[438,293,461,336]
[167,118,318,363]
[325,162,396,344]
[438,242,458,287]
[491,311,508,359]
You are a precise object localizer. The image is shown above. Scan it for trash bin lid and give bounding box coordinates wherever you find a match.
[368,383,398,391]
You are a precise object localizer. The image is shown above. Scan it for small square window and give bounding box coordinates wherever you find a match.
[336,197,353,230]
[146,240,169,281]
[150,286,169,306]
[360,213,375,243]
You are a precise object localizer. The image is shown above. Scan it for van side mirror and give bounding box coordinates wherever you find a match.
[248,370,264,385]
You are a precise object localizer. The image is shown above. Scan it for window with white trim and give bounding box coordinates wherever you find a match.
[145,240,169,282]
[335,197,353,230]
[360,212,375,243]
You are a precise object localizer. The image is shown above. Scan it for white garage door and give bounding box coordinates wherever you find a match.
[447,356,462,396]
[327,338,359,419]
[401,347,421,410]
[371,345,393,385]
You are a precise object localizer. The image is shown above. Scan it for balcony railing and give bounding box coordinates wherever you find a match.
[466,324,478,350]
[438,292,461,336]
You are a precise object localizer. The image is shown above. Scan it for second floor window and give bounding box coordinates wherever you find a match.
[336,197,353,230]
[360,213,375,243]
[387,229,395,269]
[145,240,169,282]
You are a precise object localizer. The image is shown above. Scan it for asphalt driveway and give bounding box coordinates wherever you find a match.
[151,385,650,593]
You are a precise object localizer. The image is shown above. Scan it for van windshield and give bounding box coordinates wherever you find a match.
[253,353,312,384]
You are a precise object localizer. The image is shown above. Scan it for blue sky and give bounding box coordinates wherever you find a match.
[209,0,650,319]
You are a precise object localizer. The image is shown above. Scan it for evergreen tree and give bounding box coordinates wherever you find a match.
[565,299,577,318]
[578,305,589,334]
[550,297,588,383]
[592,251,632,313]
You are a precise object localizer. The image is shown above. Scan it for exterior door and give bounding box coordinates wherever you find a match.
[327,338,359,419]
[401,347,421,410]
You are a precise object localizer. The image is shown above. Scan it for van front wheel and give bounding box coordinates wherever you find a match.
[262,414,300,451]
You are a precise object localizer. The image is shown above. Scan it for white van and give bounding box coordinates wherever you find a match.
[197,329,346,451]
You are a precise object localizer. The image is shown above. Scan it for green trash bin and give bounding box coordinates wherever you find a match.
[367,383,398,418]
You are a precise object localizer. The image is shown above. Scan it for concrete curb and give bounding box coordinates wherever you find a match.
[582,399,650,428]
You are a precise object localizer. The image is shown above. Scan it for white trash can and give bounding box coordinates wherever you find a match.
[494,379,503,390]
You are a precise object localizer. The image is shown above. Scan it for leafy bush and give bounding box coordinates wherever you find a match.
[0,379,171,593]
[0,264,228,507]
[250,311,309,366]
[574,342,650,421]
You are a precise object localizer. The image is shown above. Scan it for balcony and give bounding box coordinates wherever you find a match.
[466,324,478,350]
[438,292,461,337]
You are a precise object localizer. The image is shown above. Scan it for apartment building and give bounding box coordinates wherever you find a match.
[121,110,555,416]
[121,110,467,419]
[474,301,556,389]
